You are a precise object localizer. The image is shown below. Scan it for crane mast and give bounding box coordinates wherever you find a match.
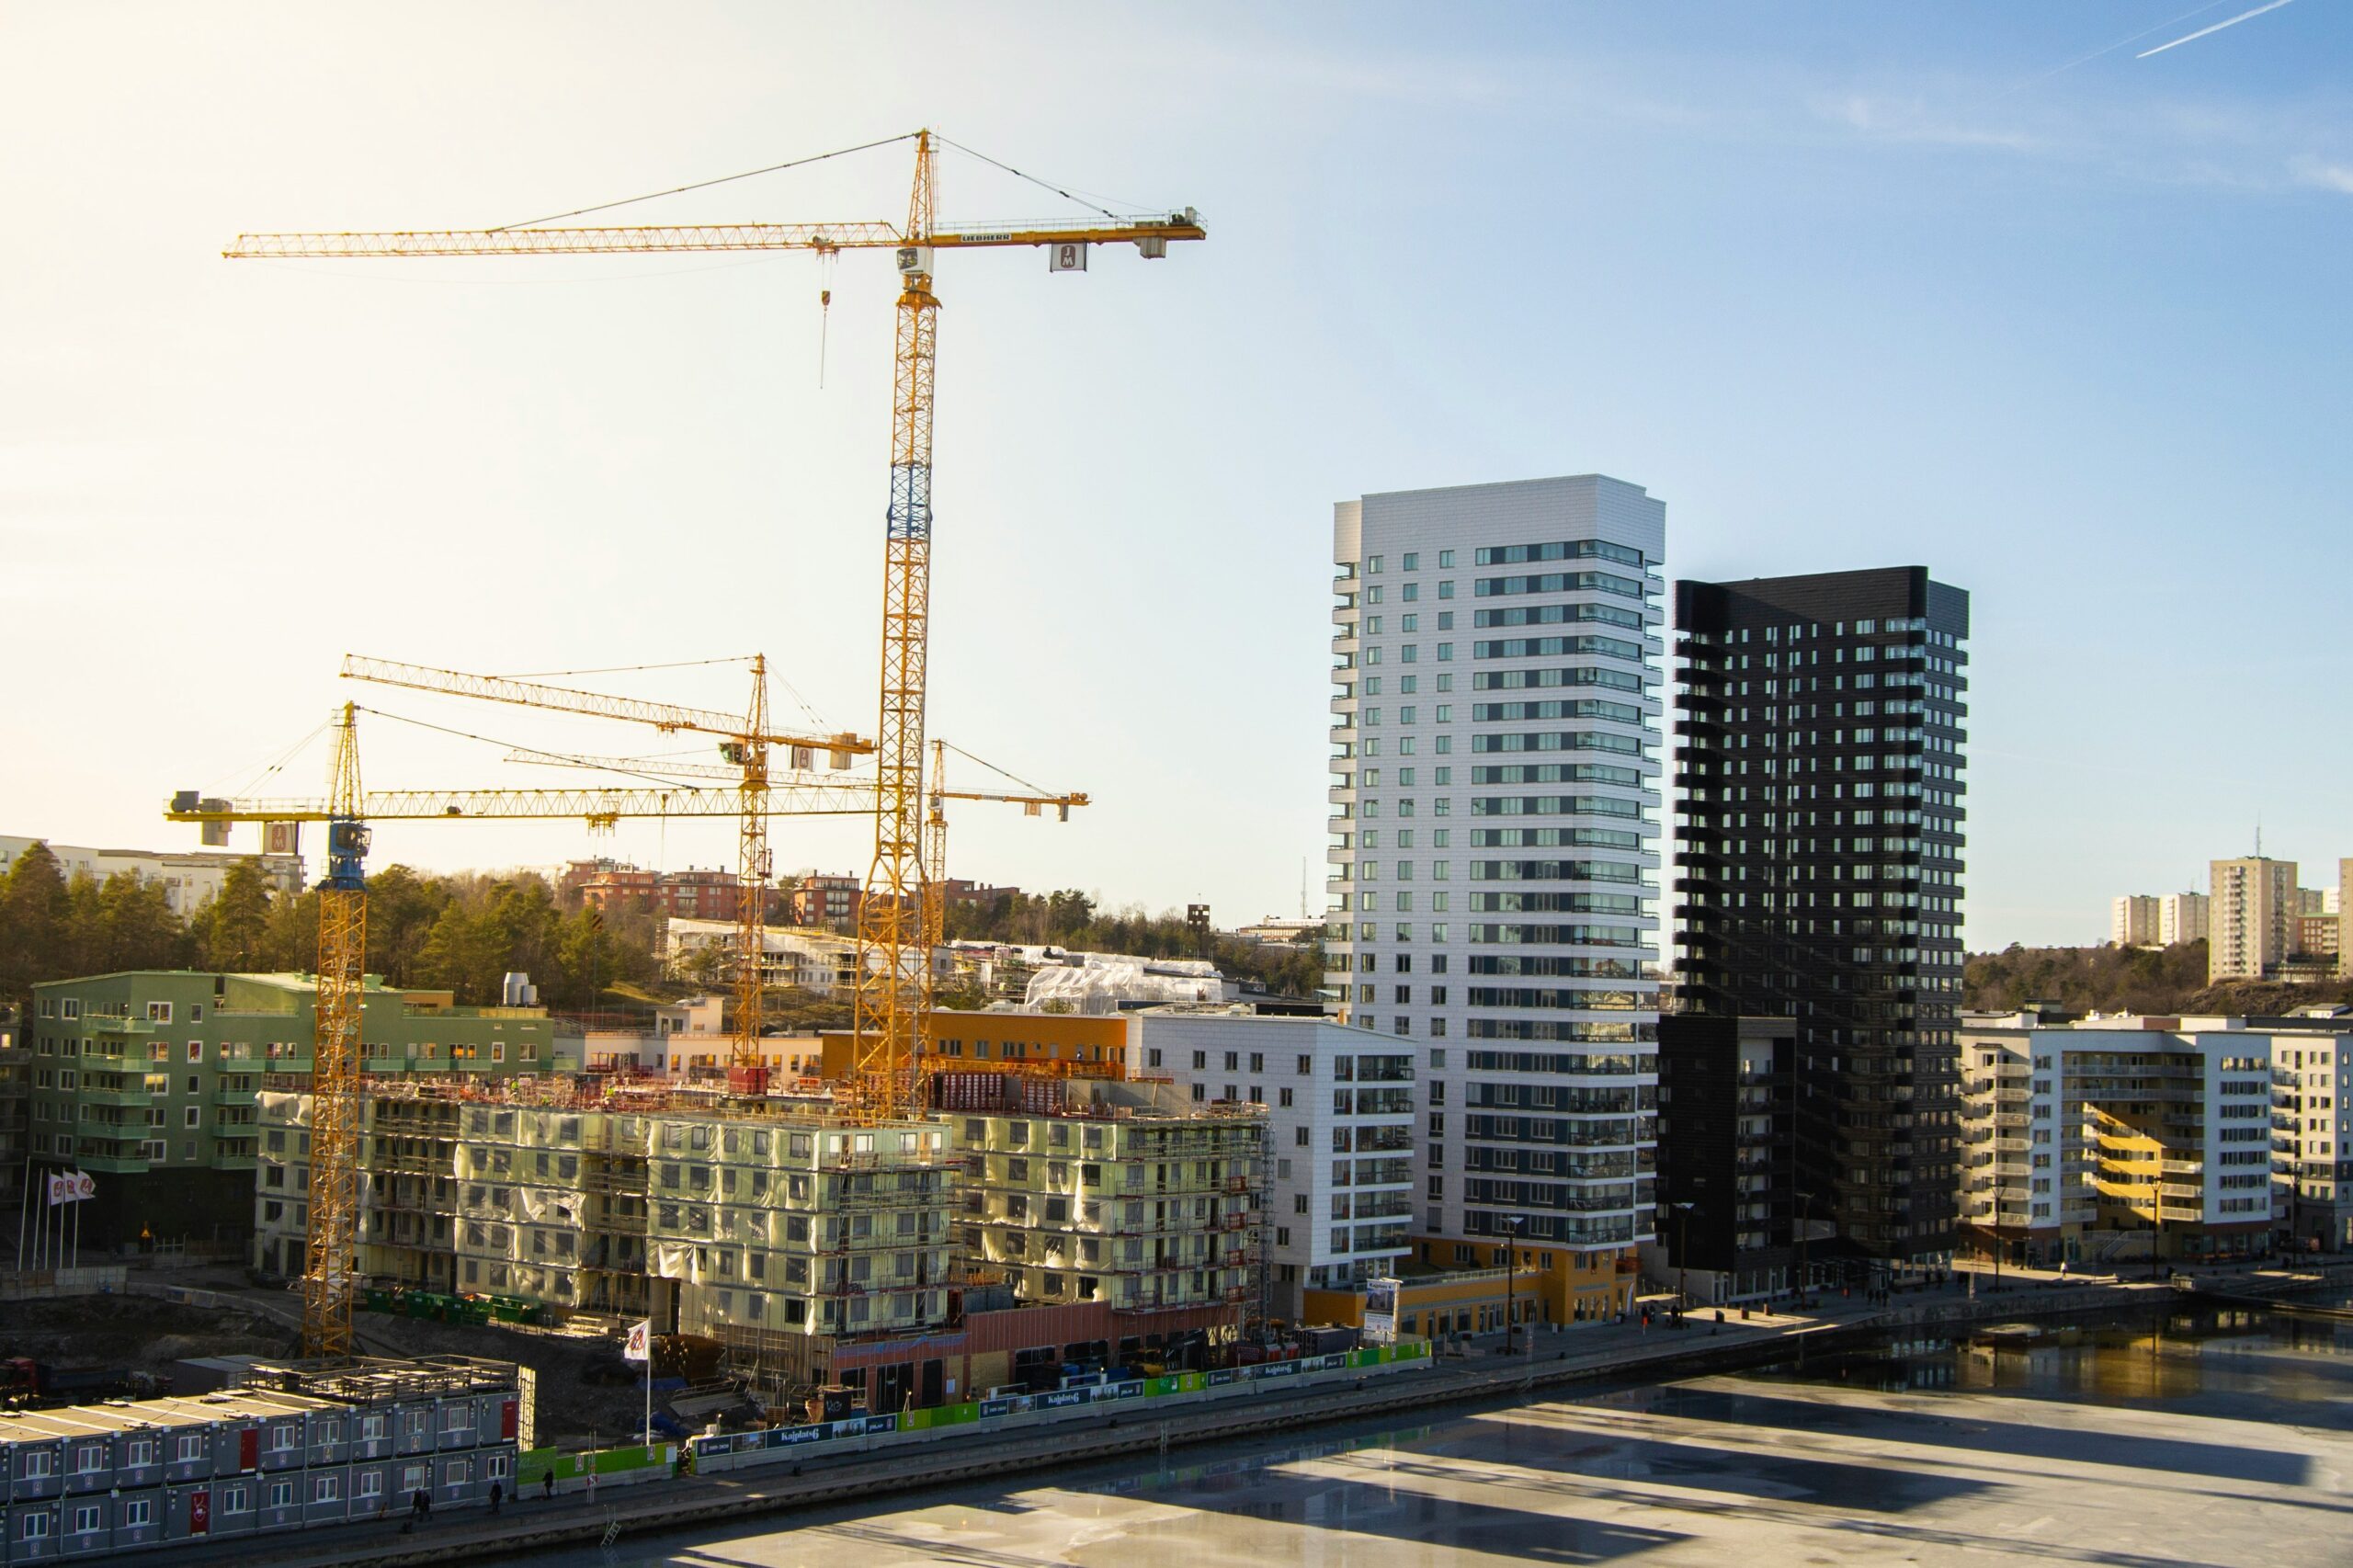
[731,657,774,1092]
[849,133,940,1117]
[304,703,369,1359]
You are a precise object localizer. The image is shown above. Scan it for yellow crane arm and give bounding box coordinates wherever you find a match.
[225,216,1203,260]
[341,654,869,756]
[505,748,1086,811]
[165,782,876,824]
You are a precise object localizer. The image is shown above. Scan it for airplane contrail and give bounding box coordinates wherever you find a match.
[2138,0,2294,59]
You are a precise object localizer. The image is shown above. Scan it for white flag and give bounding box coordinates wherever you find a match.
[49,1172,95,1205]
[622,1320,651,1363]
[72,1172,95,1202]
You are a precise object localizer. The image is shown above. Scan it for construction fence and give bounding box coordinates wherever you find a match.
[688,1341,1432,1475]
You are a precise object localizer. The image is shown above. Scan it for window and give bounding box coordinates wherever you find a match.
[23,1515,52,1541]
[270,1480,295,1509]
[74,1441,106,1473]
[358,1471,383,1498]
[21,1449,53,1478]
[176,1433,205,1462]
[121,1499,153,1527]
[146,1001,172,1023]
[313,1474,340,1503]
[1402,552,1418,571]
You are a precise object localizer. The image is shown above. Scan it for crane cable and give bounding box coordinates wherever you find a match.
[492,132,922,232]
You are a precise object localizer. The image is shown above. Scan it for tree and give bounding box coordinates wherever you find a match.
[557,906,620,1010]
[196,859,274,971]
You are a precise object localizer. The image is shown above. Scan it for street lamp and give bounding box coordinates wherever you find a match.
[1499,1216,1525,1351]
[1672,1200,1697,1316]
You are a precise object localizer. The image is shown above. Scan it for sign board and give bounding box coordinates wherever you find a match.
[265,822,301,857]
[1050,243,1087,273]
[1363,1277,1402,1345]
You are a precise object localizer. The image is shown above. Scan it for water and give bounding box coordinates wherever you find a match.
[552,1306,2353,1567]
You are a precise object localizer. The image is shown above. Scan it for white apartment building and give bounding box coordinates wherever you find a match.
[1324,474,1664,1292]
[1958,1012,2276,1266]
[0,836,301,916]
[1127,1006,1415,1318]
[2269,1016,2353,1252]
[2159,891,2209,947]
[2210,857,2296,982]
[665,918,859,994]
[2110,895,2161,947]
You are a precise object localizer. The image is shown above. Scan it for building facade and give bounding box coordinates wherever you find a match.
[1958,1012,2276,1267]
[1322,474,1665,1314]
[2269,1017,2353,1251]
[2110,895,2162,947]
[1672,567,1971,1273]
[1650,1015,1799,1303]
[1127,1007,1416,1319]
[24,971,550,1252]
[2159,891,2210,947]
[574,864,745,922]
[2210,857,2296,982]
[0,1358,519,1558]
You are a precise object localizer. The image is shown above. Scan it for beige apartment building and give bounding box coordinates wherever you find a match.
[2210,857,2298,982]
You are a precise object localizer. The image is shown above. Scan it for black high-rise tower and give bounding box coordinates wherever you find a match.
[1671,567,1970,1269]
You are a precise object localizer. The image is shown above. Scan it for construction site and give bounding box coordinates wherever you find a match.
[0,129,1454,1560]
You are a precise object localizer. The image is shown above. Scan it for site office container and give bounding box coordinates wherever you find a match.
[0,1427,65,1505]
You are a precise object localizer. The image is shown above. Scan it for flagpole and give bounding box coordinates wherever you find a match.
[16,1156,28,1272]
[644,1328,653,1458]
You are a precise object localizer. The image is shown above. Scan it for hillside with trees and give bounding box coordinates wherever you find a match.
[1965,938,2353,1017]
[0,842,1324,1024]
[0,842,662,1016]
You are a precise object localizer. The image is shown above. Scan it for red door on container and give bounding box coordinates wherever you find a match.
[238,1428,259,1471]
[189,1492,210,1535]
[501,1400,517,1439]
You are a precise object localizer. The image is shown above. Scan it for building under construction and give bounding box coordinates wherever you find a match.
[249,1070,1264,1406]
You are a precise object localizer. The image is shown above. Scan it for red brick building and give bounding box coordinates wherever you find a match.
[574,862,751,921]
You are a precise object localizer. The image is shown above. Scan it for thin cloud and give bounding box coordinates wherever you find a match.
[1820,95,2041,153]
[2290,156,2353,194]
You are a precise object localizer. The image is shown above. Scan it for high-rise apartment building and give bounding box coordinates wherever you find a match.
[2111,895,2162,947]
[1324,474,1665,1316]
[2160,891,2210,947]
[2209,857,2296,982]
[1672,567,1971,1272]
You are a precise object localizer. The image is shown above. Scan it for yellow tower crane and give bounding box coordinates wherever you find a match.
[227,130,1207,1116]
[168,710,887,1358]
[339,654,868,1093]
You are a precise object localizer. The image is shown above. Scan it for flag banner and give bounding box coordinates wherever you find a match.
[47,1172,97,1205]
[623,1320,652,1362]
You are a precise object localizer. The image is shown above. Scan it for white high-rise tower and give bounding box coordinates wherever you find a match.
[1324,474,1665,1321]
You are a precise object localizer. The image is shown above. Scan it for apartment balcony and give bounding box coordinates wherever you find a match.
[80,1080,154,1108]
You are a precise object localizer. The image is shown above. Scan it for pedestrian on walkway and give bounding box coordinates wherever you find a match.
[543,1471,556,1501]
[410,1488,428,1525]
[490,1481,503,1516]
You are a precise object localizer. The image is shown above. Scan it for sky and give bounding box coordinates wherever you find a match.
[4,2,2349,950]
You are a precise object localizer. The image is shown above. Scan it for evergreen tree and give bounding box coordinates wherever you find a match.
[197,859,274,971]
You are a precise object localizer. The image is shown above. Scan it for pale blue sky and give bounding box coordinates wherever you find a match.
[4,3,2347,948]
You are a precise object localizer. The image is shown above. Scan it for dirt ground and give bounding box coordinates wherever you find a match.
[2,1295,292,1378]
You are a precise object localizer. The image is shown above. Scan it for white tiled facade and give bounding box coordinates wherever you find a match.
[1127,1008,1415,1318]
[1324,474,1665,1261]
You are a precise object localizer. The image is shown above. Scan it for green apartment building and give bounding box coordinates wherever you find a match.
[24,971,551,1254]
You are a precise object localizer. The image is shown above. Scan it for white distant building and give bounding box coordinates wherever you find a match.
[2111,895,2161,947]
[0,835,301,916]
[2159,892,2210,947]
[665,917,860,994]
